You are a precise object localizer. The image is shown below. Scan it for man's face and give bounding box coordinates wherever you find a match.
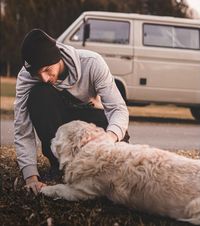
[37,60,63,85]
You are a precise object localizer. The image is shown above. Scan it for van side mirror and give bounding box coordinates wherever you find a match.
[83,22,90,46]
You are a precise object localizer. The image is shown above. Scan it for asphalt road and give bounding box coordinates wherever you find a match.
[1,119,200,150]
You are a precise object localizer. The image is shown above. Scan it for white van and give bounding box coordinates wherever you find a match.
[58,11,200,120]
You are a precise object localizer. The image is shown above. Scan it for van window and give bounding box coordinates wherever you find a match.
[143,24,200,50]
[71,19,130,44]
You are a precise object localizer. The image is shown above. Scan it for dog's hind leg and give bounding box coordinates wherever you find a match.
[179,197,200,225]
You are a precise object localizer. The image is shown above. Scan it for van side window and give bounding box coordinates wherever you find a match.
[71,19,130,44]
[143,24,200,50]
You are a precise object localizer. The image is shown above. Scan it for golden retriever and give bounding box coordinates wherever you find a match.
[41,120,200,225]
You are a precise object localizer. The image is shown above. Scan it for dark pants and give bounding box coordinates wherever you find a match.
[27,83,129,168]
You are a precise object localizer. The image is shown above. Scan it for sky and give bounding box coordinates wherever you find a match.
[187,0,200,17]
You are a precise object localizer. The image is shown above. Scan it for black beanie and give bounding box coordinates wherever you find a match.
[21,29,61,74]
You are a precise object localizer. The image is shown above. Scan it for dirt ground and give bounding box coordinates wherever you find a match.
[0,145,200,226]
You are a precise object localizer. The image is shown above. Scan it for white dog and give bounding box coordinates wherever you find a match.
[41,120,200,225]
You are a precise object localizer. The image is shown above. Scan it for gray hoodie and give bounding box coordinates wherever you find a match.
[14,43,129,179]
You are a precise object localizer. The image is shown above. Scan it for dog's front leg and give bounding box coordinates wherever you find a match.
[41,184,69,199]
[41,183,97,201]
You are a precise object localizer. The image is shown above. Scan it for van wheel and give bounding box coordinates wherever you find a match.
[115,80,126,101]
[190,107,200,121]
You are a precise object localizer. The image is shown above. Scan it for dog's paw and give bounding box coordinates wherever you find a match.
[40,186,55,197]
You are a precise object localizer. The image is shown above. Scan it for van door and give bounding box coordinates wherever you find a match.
[62,17,134,77]
[132,22,200,105]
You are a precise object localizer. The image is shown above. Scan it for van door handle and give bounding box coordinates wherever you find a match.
[104,54,132,60]
[120,56,132,60]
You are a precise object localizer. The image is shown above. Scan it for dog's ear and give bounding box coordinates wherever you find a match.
[75,128,94,148]
[50,137,59,159]
[77,125,105,147]
[59,156,68,170]
[57,143,75,170]
[79,131,92,147]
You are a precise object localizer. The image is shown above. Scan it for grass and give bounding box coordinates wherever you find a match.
[0,77,16,119]
[0,77,16,97]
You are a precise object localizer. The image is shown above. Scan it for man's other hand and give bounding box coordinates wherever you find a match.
[106,131,118,143]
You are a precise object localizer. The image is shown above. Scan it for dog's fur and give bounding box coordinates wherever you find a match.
[41,120,200,225]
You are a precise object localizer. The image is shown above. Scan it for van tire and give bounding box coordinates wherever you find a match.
[115,80,126,101]
[190,107,200,121]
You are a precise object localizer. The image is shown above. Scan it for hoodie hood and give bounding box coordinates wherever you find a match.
[56,42,81,88]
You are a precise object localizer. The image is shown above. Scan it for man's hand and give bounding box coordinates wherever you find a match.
[106,131,118,143]
[25,175,46,195]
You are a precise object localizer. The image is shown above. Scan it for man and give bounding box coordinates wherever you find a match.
[14,29,129,195]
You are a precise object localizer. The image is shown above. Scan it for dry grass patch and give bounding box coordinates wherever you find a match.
[0,77,16,84]
[128,105,193,120]
[0,96,15,110]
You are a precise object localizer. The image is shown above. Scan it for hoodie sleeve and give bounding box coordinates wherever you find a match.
[14,69,40,179]
[90,54,129,141]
